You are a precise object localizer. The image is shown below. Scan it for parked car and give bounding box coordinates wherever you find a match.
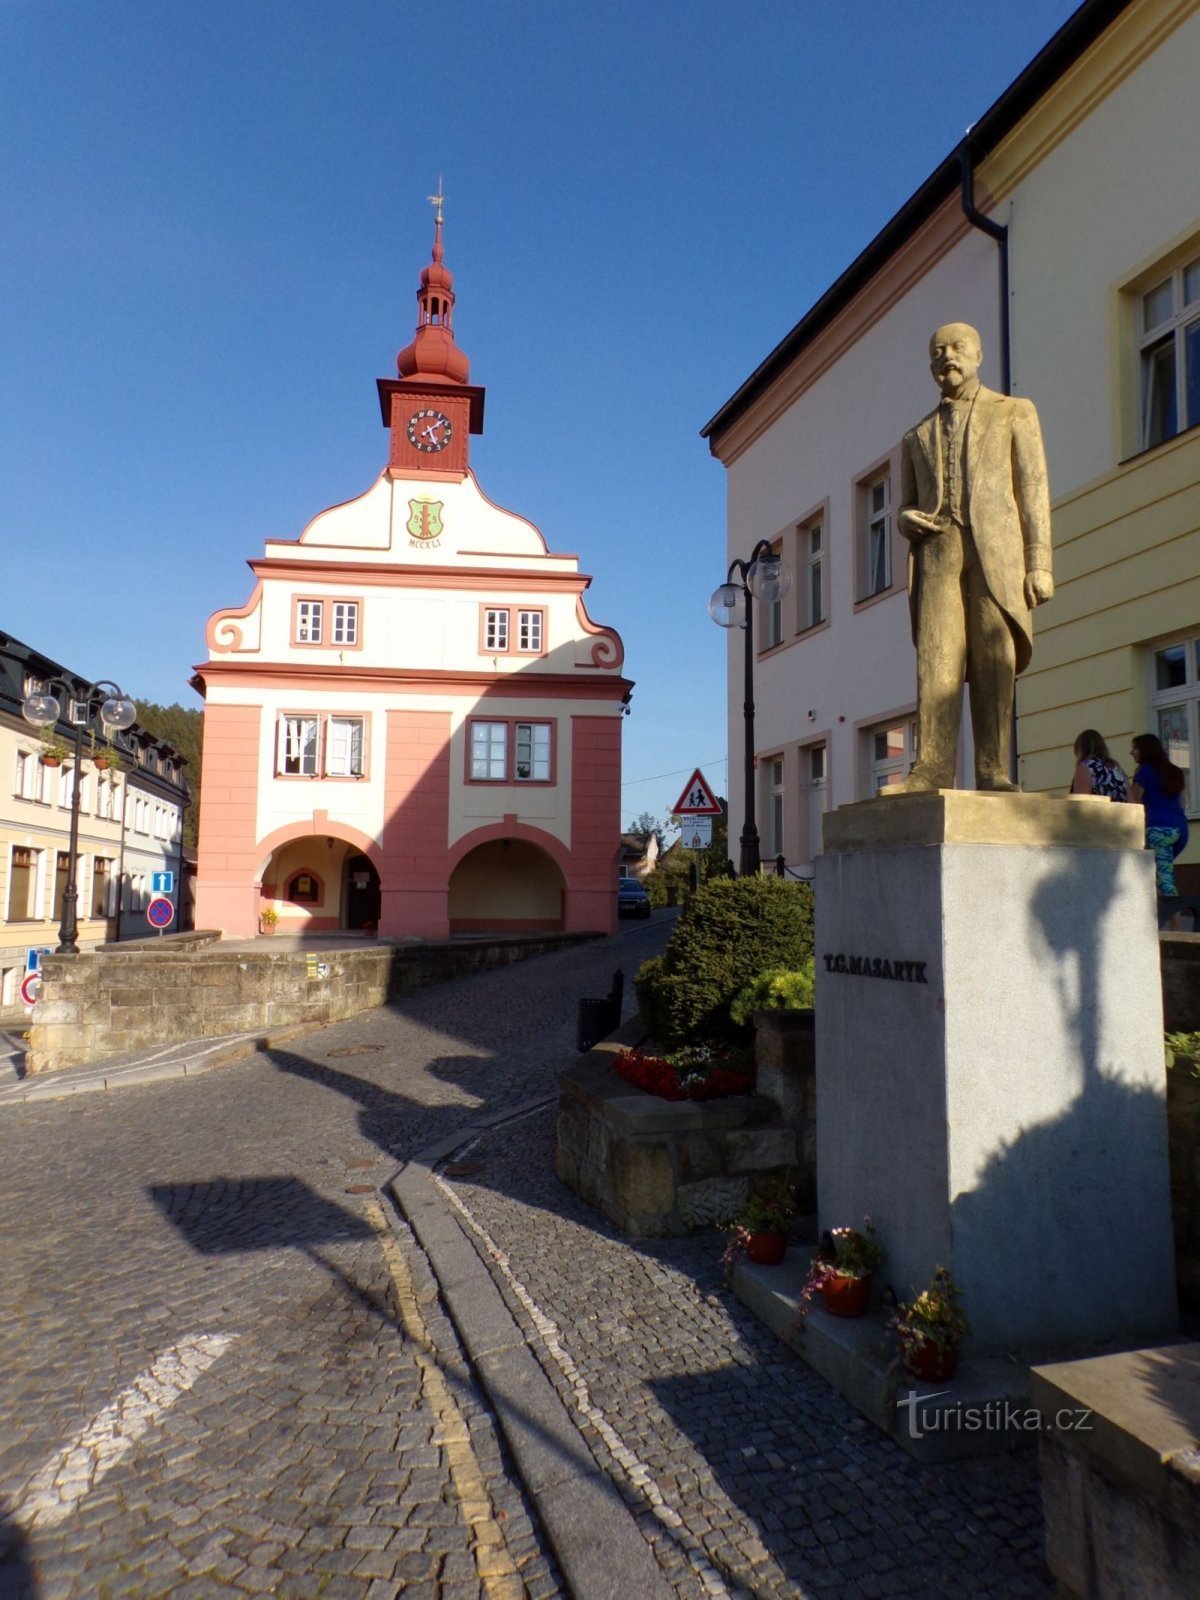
[617,876,651,919]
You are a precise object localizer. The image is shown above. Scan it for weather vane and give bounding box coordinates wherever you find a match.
[427,176,446,225]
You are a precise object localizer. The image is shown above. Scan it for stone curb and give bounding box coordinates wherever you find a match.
[388,1013,676,1600]
[0,1020,327,1105]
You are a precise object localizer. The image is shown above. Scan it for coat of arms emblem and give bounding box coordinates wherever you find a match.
[406,499,444,541]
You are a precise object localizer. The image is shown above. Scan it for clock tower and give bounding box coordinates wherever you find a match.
[377,187,484,478]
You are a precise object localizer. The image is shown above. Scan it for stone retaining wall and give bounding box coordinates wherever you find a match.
[28,933,595,1074]
[556,1028,795,1238]
[1169,1060,1200,1314]
[1161,933,1200,1029]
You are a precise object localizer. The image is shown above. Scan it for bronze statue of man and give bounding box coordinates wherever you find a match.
[891,323,1053,793]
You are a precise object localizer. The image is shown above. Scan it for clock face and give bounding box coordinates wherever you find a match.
[406,409,453,453]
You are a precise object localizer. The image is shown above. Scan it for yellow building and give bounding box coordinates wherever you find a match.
[1,634,190,1014]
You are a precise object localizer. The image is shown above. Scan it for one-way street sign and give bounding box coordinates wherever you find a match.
[672,768,722,816]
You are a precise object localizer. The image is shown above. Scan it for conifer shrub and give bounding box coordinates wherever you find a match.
[729,961,815,1027]
[635,876,814,1047]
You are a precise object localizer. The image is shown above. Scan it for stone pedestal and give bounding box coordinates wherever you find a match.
[815,791,1177,1355]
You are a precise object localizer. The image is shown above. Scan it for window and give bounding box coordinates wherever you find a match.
[281,715,319,776]
[326,716,365,777]
[287,871,321,905]
[478,606,547,655]
[866,474,891,596]
[1148,636,1200,815]
[484,609,509,652]
[92,858,112,918]
[870,720,918,793]
[471,721,509,780]
[296,600,323,644]
[331,602,359,646]
[517,609,543,653]
[759,543,784,650]
[134,796,150,833]
[53,852,72,922]
[59,764,76,809]
[514,722,551,781]
[276,714,366,778]
[767,757,785,858]
[97,778,115,821]
[804,743,827,864]
[1140,259,1200,450]
[804,520,825,629]
[7,846,40,920]
[469,719,554,783]
[13,750,36,800]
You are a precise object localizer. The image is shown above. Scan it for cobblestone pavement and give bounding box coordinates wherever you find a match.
[0,919,667,1600]
[439,1109,1055,1600]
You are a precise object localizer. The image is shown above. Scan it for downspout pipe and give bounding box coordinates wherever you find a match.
[958,142,1010,396]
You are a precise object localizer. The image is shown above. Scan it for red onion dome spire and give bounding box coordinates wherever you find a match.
[396,180,470,384]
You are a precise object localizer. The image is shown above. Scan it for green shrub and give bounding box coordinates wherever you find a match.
[729,962,814,1027]
[637,875,814,1047]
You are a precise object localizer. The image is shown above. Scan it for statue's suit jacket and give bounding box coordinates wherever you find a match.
[899,385,1052,677]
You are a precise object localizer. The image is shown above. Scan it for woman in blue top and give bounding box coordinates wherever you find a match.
[1130,733,1189,897]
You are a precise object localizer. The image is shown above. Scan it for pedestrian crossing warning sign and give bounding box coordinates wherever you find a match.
[672,768,721,816]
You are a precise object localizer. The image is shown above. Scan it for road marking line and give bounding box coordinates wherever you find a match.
[435,1172,736,1599]
[13,1332,236,1531]
[364,1199,524,1600]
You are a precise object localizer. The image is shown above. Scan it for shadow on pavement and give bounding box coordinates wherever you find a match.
[0,1503,36,1599]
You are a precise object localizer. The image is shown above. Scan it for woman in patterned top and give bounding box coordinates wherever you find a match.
[1069,729,1128,802]
[1130,733,1188,897]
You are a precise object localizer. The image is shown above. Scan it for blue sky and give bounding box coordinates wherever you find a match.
[2,0,1080,825]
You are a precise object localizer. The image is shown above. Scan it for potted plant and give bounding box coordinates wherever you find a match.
[891,1265,969,1381]
[800,1219,884,1318]
[39,733,69,767]
[90,734,122,772]
[723,1180,796,1269]
[259,906,279,935]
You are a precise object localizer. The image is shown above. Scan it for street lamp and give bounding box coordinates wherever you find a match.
[21,678,137,954]
[709,541,792,877]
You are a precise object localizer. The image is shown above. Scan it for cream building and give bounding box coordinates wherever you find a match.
[1,634,190,1012]
[703,0,1200,883]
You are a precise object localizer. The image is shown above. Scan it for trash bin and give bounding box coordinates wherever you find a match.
[576,996,617,1053]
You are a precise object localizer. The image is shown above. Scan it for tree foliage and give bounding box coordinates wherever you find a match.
[635,874,814,1047]
[134,700,203,848]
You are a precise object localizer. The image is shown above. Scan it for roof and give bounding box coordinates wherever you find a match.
[701,0,1133,448]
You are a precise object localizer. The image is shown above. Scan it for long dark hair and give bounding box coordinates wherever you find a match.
[1074,729,1113,763]
[1132,733,1185,798]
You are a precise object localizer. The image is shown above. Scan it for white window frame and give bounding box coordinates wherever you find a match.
[804,520,825,629]
[6,845,41,921]
[1148,635,1200,817]
[804,742,827,866]
[471,721,508,781]
[868,719,918,795]
[484,609,510,652]
[325,716,365,778]
[514,722,551,782]
[280,715,320,777]
[296,599,324,645]
[766,757,785,859]
[331,601,359,646]
[517,609,543,653]
[1139,258,1200,451]
[13,749,36,800]
[866,474,891,597]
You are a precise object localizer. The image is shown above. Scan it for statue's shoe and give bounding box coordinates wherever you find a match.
[883,766,951,795]
[976,774,1022,792]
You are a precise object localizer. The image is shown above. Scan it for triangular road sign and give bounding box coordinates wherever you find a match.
[672,768,722,816]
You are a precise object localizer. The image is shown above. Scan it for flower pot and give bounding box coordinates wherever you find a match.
[819,1271,871,1317]
[904,1335,959,1382]
[259,921,277,936]
[41,756,62,768]
[744,1229,787,1266]
[92,757,111,771]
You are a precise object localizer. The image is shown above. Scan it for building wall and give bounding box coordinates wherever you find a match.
[195,460,628,938]
[987,0,1200,856]
[718,206,999,866]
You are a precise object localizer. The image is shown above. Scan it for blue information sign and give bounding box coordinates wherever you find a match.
[152,870,174,895]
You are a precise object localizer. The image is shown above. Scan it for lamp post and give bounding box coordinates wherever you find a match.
[21,679,137,954]
[709,541,792,877]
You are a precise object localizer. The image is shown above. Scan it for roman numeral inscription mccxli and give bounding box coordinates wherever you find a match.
[822,953,929,984]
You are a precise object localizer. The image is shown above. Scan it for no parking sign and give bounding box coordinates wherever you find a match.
[146,896,175,931]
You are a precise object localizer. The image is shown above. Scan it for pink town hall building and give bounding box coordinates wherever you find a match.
[193,214,630,940]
